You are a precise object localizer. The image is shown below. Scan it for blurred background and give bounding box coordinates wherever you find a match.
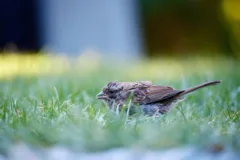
[0,0,239,57]
[0,1,240,157]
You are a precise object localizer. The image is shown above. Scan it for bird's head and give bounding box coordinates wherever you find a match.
[96,82,124,105]
[96,81,151,106]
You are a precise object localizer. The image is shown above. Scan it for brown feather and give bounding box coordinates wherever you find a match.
[120,81,152,90]
[178,80,221,97]
[136,86,183,104]
[97,80,221,116]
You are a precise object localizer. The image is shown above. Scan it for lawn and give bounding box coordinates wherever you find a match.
[0,54,239,153]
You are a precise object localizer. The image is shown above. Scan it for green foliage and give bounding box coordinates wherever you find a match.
[0,56,239,152]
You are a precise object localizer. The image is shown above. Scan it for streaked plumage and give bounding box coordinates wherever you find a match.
[97,80,221,116]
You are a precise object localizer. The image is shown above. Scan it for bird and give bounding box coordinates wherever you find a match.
[96,80,221,116]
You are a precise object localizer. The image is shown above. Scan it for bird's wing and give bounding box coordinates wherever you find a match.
[133,85,184,104]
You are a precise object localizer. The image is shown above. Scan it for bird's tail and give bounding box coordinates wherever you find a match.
[178,80,221,97]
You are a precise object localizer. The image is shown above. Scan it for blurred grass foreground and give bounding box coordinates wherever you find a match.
[0,53,239,153]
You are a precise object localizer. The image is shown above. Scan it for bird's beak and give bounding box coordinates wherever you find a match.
[96,92,107,99]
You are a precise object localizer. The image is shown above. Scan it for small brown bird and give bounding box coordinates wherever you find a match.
[97,80,221,116]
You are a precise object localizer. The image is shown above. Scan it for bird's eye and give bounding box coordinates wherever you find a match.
[109,90,115,94]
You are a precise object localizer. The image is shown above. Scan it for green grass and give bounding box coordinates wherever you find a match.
[0,54,239,152]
